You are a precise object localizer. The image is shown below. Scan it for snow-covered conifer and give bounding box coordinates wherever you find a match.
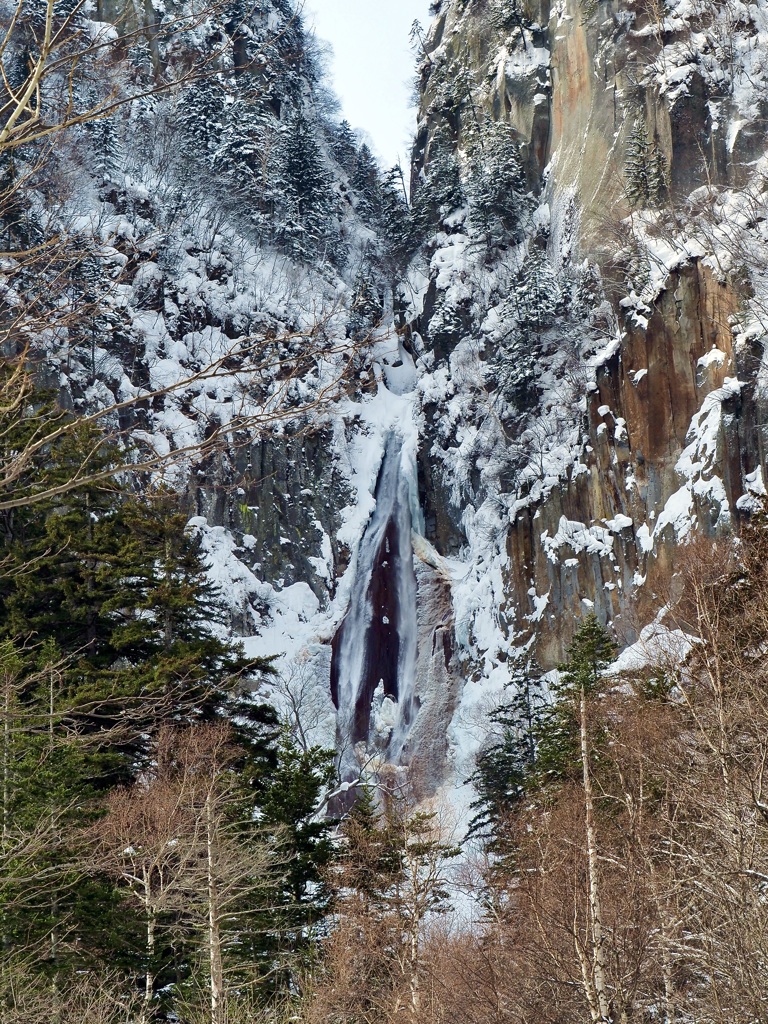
[331,119,358,174]
[350,143,382,223]
[277,107,336,259]
[412,129,464,235]
[625,113,666,208]
[347,262,383,339]
[467,119,530,244]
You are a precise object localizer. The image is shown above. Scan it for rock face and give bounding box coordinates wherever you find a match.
[405,553,461,799]
[87,0,765,798]
[507,261,747,665]
[293,0,768,795]
[190,429,348,605]
[408,0,768,680]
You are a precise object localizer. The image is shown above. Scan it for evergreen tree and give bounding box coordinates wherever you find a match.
[250,736,337,991]
[321,783,458,1020]
[0,412,279,989]
[257,736,337,917]
[0,153,30,249]
[331,118,358,174]
[625,114,667,208]
[534,614,616,789]
[513,244,559,339]
[337,785,403,906]
[277,108,335,259]
[492,331,540,409]
[412,130,464,236]
[346,263,383,340]
[375,165,417,277]
[467,119,530,245]
[469,652,546,842]
[2,445,275,772]
[177,78,229,163]
[491,244,559,409]
[350,143,381,223]
[98,493,277,742]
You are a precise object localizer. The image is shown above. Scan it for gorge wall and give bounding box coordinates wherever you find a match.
[407,0,768,678]
[14,0,768,806]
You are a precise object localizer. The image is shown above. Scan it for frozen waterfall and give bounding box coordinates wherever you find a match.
[330,434,420,773]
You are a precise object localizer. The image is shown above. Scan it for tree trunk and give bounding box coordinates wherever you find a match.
[1,672,10,961]
[409,915,420,1022]
[2,676,9,846]
[206,792,224,1024]
[143,867,155,1023]
[49,666,59,1000]
[581,687,611,1023]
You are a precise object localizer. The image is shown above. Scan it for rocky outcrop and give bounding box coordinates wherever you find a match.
[506,261,749,664]
[54,0,768,794]
[405,549,461,798]
[411,0,768,666]
[190,428,348,605]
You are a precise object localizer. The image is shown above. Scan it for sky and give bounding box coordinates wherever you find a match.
[305,0,433,170]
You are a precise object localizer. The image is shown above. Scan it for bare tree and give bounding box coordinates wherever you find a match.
[308,775,458,1024]
[95,756,203,1021]
[95,723,281,1024]
[0,964,141,1024]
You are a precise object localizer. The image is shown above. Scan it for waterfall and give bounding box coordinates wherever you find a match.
[330,434,419,774]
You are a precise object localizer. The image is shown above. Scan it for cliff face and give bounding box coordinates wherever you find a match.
[14,0,768,803]
[185,0,768,797]
[408,0,768,677]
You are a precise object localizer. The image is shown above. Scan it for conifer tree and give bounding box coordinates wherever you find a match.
[376,165,417,277]
[346,264,383,340]
[350,143,381,223]
[98,493,277,743]
[412,130,464,236]
[278,108,335,259]
[331,118,358,174]
[625,114,667,208]
[178,78,229,163]
[1,440,275,774]
[513,244,559,340]
[469,652,546,842]
[0,414,279,991]
[254,735,337,981]
[467,119,530,245]
[315,783,457,1022]
[534,614,616,788]
[491,245,559,409]
[493,332,540,409]
[337,785,403,907]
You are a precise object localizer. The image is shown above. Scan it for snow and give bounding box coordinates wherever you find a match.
[604,514,633,532]
[698,347,727,369]
[541,516,614,562]
[528,589,550,622]
[165,0,768,866]
[608,621,695,675]
[653,485,694,543]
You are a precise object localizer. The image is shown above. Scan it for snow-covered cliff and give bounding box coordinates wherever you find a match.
[10,0,768,807]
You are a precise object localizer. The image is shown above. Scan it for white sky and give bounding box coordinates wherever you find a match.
[305,0,432,170]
